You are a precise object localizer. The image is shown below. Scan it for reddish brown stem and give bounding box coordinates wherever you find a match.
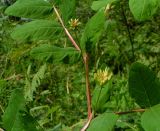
[53,5,81,51]
[115,109,146,115]
[83,53,92,119]
[81,53,93,131]
[81,112,93,131]
[53,5,92,130]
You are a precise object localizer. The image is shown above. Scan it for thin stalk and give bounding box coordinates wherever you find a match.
[53,5,92,130]
[79,53,93,131]
[95,86,103,111]
[83,53,92,119]
[81,52,93,131]
[53,5,81,51]
[81,112,93,131]
[80,53,93,131]
[74,30,80,45]
[120,4,135,59]
[115,108,145,115]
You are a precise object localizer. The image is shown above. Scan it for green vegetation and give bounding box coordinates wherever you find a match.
[0,0,160,130]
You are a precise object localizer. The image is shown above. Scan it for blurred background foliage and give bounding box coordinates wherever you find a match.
[0,0,160,130]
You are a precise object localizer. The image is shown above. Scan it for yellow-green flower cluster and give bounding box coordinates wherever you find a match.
[94,68,113,85]
[68,18,81,30]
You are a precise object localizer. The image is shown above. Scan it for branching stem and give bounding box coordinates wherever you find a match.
[53,5,81,51]
[53,5,92,130]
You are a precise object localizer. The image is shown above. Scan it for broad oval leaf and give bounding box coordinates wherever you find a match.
[5,0,53,19]
[129,63,160,108]
[30,44,79,62]
[80,10,105,52]
[11,20,62,41]
[129,0,159,21]
[2,89,25,131]
[91,0,118,11]
[141,104,160,131]
[87,113,118,131]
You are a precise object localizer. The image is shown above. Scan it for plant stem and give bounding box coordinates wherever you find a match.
[81,112,93,131]
[83,53,92,119]
[115,108,145,115]
[53,5,81,51]
[53,5,92,129]
[95,85,103,111]
[80,53,93,131]
[120,3,135,59]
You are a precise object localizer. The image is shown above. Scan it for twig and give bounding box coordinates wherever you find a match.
[115,109,146,115]
[53,5,81,51]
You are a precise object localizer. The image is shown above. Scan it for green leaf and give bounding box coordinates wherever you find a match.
[87,113,118,131]
[30,44,79,62]
[91,0,118,11]
[3,88,25,131]
[24,64,47,101]
[129,62,160,108]
[11,20,62,41]
[80,10,105,52]
[31,64,46,89]
[129,0,159,21]
[141,104,160,131]
[60,0,76,24]
[92,81,112,113]
[5,0,52,19]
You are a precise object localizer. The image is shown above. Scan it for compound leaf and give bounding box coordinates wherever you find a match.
[5,0,52,19]
[11,20,62,41]
[30,44,79,62]
[24,64,47,101]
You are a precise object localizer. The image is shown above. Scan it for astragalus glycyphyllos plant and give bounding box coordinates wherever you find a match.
[2,0,160,130]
